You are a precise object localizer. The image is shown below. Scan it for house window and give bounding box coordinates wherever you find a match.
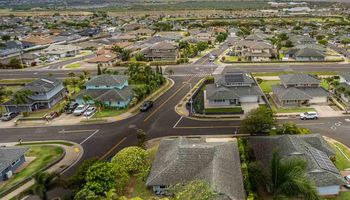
[11,158,21,167]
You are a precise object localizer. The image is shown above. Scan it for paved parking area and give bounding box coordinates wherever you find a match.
[313,105,343,117]
[51,113,85,125]
[241,102,259,115]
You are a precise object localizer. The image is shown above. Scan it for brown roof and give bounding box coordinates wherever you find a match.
[22,36,54,45]
[87,53,117,63]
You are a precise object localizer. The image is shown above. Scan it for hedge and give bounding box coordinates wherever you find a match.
[204,106,243,114]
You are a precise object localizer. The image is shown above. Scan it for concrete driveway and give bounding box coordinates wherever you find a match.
[241,102,259,115]
[313,105,343,117]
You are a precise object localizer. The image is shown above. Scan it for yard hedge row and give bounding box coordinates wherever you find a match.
[204,106,243,114]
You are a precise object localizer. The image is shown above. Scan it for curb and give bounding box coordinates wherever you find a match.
[2,78,175,128]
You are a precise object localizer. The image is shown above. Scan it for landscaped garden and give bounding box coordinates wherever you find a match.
[328,141,350,171]
[0,145,64,195]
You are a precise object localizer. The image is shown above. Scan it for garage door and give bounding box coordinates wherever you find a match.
[240,95,258,103]
[309,97,327,104]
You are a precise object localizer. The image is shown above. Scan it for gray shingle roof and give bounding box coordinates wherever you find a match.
[206,84,262,101]
[272,85,329,101]
[340,72,350,83]
[249,134,345,187]
[76,87,133,102]
[146,137,246,200]
[279,74,320,85]
[294,48,325,58]
[85,75,128,87]
[24,77,62,93]
[216,72,255,86]
[0,146,29,173]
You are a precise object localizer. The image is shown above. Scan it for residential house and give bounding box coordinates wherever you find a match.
[195,31,215,44]
[249,134,345,197]
[336,72,350,105]
[231,39,276,61]
[0,48,22,64]
[43,44,82,58]
[0,146,29,181]
[285,45,326,61]
[140,41,180,61]
[204,72,263,109]
[146,137,246,200]
[87,51,118,67]
[271,74,329,107]
[75,74,133,108]
[3,77,66,113]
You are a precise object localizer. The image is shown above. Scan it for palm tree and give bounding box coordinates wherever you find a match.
[104,188,118,200]
[32,172,62,200]
[268,152,320,200]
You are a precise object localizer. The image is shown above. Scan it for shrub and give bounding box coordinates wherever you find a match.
[111,146,150,175]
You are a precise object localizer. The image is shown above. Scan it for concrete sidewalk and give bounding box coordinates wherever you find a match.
[1,141,83,200]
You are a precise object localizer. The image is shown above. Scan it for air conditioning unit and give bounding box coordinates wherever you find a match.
[6,170,13,179]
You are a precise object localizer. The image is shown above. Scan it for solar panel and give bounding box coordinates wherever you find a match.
[308,146,338,174]
[224,73,244,83]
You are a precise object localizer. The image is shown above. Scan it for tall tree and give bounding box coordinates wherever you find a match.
[13,89,33,111]
[241,107,276,135]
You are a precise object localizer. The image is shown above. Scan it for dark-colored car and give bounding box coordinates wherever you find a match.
[65,102,79,114]
[46,112,59,120]
[140,101,153,112]
[1,112,18,121]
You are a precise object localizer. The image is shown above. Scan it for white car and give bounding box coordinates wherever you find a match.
[300,111,318,120]
[73,105,89,116]
[344,175,350,188]
[83,107,97,117]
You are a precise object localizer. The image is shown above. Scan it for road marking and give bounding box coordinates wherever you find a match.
[99,137,127,160]
[295,122,325,126]
[174,125,240,129]
[144,77,193,122]
[58,129,98,134]
[173,116,183,128]
[80,130,99,145]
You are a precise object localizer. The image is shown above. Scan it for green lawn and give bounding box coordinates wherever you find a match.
[66,63,81,69]
[0,145,64,194]
[273,106,315,114]
[329,142,350,171]
[223,56,239,62]
[19,141,74,147]
[204,107,243,114]
[324,192,350,200]
[93,108,127,118]
[259,80,280,93]
[0,79,33,85]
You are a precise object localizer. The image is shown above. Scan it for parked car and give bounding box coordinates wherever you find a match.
[83,107,97,117]
[344,175,350,188]
[140,101,153,112]
[73,105,89,116]
[65,102,79,114]
[1,112,18,121]
[300,111,318,120]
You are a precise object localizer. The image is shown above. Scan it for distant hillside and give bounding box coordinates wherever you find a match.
[0,0,348,9]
